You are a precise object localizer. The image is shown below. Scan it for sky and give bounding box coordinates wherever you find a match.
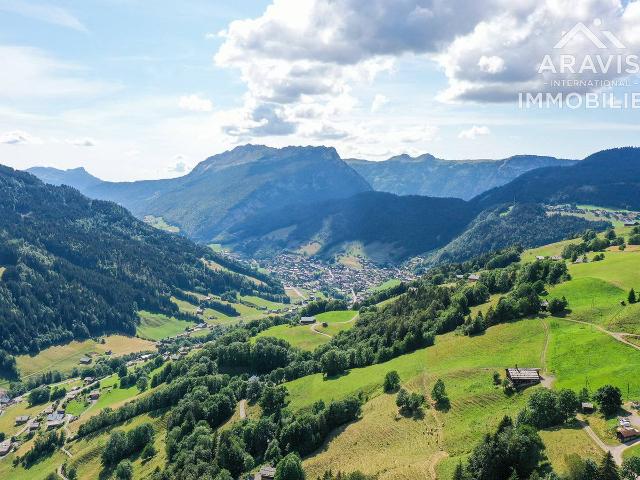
[1,0,640,181]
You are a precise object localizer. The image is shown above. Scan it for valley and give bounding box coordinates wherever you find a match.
[2,147,640,480]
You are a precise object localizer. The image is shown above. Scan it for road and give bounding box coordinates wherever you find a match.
[579,420,640,465]
[560,317,640,352]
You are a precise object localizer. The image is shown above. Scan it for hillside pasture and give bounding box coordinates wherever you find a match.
[254,324,330,351]
[9,335,155,382]
[136,311,193,340]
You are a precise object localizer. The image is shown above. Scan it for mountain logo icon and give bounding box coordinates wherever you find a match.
[554,19,625,50]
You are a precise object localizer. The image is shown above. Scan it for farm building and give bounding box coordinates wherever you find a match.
[581,402,595,413]
[46,413,65,429]
[89,390,101,400]
[0,393,10,405]
[28,421,40,432]
[299,316,316,325]
[79,356,92,365]
[0,440,12,456]
[254,466,276,480]
[505,367,541,388]
[15,415,30,425]
[83,376,95,384]
[468,274,480,282]
[617,427,640,442]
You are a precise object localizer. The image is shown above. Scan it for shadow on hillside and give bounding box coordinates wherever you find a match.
[323,370,351,381]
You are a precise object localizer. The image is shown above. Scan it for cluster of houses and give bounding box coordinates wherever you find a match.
[262,252,416,304]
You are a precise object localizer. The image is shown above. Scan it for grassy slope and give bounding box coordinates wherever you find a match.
[290,319,545,478]
[0,336,155,386]
[254,311,357,351]
[136,311,193,341]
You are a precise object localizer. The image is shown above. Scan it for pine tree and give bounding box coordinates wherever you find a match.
[598,452,620,480]
[629,288,637,304]
[453,462,465,480]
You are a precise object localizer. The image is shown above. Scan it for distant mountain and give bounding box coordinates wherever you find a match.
[474,147,640,209]
[27,166,103,191]
[228,191,479,263]
[232,147,639,264]
[0,166,283,355]
[347,154,576,200]
[28,145,372,241]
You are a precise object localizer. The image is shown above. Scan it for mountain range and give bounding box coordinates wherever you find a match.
[29,145,372,241]
[346,154,576,200]
[25,146,640,265]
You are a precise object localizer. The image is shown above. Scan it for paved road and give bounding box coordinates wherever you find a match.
[579,420,640,465]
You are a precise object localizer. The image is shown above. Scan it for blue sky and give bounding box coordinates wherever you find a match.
[1,0,640,180]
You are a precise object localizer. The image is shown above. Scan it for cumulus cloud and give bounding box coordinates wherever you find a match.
[178,94,213,112]
[214,0,505,136]
[370,94,389,113]
[214,0,640,132]
[458,125,491,140]
[0,130,42,145]
[437,0,640,103]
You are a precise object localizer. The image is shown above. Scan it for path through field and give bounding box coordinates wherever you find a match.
[309,312,359,339]
[239,399,247,420]
[560,317,640,352]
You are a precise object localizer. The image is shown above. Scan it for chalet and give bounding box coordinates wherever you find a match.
[0,440,12,456]
[83,376,95,385]
[617,427,640,442]
[455,274,465,280]
[28,421,40,432]
[299,316,316,325]
[551,255,563,261]
[581,402,595,413]
[79,356,92,365]
[15,415,30,425]
[505,367,541,388]
[254,466,276,480]
[57,407,66,415]
[44,405,55,415]
[89,390,100,401]
[624,220,638,227]
[0,393,10,405]
[468,274,480,282]
[46,413,65,429]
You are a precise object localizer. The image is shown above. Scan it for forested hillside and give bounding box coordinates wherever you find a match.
[425,204,611,266]
[0,166,284,355]
[475,147,640,209]
[229,192,478,262]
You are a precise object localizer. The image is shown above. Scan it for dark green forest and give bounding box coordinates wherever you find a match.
[0,166,284,355]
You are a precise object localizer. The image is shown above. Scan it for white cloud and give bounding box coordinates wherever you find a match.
[204,32,217,40]
[178,94,213,112]
[477,55,505,74]
[0,46,117,99]
[0,130,42,145]
[458,125,491,140]
[169,154,190,174]
[214,0,502,137]
[67,137,96,147]
[437,0,640,103]
[0,0,87,32]
[370,94,389,113]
